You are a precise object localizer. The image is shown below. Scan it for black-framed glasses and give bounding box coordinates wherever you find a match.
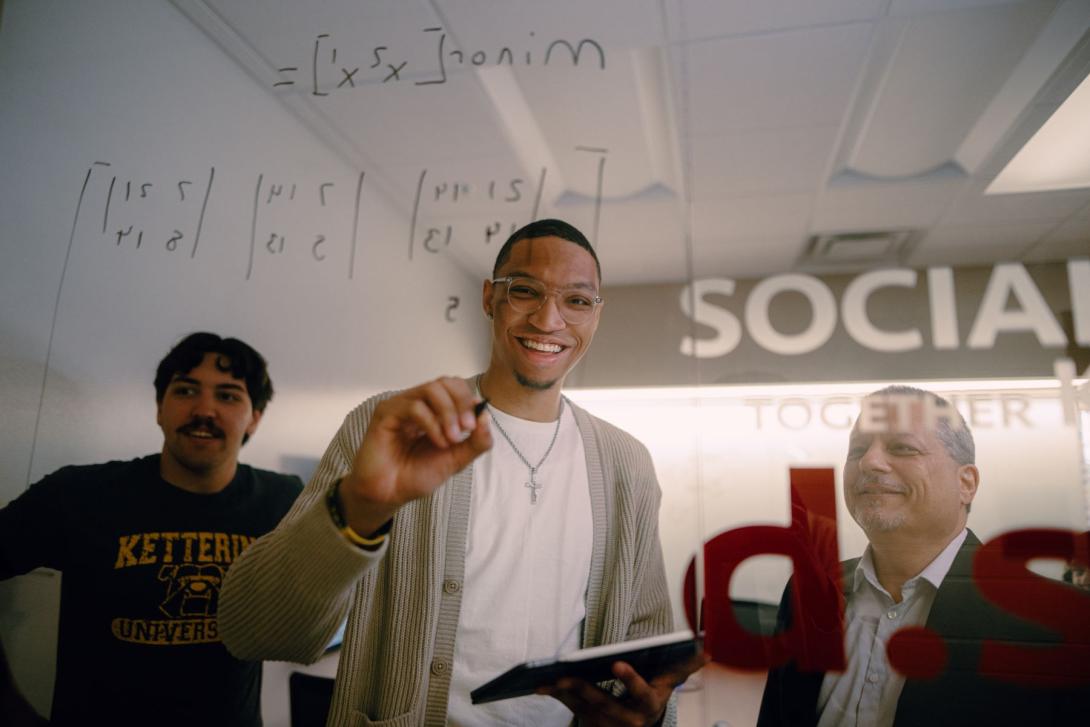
[491,276,603,324]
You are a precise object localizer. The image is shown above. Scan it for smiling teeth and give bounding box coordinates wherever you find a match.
[521,339,562,353]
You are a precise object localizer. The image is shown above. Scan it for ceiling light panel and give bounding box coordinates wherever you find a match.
[988,71,1090,194]
[839,1,1056,180]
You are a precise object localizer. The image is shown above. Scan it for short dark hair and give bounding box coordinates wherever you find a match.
[155,332,274,414]
[491,218,601,281]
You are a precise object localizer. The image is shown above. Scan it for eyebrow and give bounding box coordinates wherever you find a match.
[502,271,598,290]
[169,375,246,392]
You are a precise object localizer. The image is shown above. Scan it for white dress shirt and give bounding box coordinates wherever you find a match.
[816,528,968,727]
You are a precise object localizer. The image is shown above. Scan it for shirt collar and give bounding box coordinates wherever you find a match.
[851,527,969,595]
[918,527,969,589]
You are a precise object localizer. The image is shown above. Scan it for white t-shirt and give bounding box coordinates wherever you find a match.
[447,402,594,726]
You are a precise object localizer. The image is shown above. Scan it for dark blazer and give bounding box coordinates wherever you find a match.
[756,530,1086,726]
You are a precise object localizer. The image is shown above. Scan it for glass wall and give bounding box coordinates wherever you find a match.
[1,1,1088,725]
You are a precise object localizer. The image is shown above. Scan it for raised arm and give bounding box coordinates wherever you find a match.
[219,377,490,663]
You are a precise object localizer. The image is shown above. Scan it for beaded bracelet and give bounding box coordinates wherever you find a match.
[326,481,391,548]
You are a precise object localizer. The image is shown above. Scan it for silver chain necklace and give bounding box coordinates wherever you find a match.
[477,375,564,505]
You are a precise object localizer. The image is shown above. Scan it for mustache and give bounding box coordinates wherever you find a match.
[177,417,225,438]
[854,475,907,495]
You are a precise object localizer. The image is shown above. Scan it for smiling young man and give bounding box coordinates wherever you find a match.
[0,332,302,727]
[220,219,703,726]
[758,385,1085,727]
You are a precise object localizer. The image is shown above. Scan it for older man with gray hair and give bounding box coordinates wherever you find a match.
[758,385,1084,727]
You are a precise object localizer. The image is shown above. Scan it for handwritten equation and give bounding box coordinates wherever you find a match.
[274,28,606,94]
[409,167,548,259]
[75,161,215,259]
[248,172,366,280]
[66,155,608,320]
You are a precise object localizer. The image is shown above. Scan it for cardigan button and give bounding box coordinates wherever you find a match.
[443,579,461,594]
[430,659,447,675]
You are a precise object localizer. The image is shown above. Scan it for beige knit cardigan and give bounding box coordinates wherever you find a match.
[219,390,677,726]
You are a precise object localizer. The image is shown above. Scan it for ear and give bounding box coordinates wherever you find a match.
[957,463,980,508]
[482,278,496,319]
[245,408,263,438]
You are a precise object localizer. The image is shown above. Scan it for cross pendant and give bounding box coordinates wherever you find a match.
[525,467,540,505]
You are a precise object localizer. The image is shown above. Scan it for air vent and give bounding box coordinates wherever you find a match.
[798,230,915,272]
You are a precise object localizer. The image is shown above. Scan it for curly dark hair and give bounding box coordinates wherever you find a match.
[154,332,273,415]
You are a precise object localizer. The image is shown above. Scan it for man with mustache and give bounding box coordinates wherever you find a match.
[220,219,702,726]
[757,385,1084,726]
[0,332,302,726]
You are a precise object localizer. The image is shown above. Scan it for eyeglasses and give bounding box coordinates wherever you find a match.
[491,276,603,324]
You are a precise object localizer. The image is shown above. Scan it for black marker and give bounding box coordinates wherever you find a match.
[474,399,489,417]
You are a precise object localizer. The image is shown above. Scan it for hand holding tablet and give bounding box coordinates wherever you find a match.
[471,630,704,705]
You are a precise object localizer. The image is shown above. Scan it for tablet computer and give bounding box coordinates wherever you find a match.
[470,630,701,705]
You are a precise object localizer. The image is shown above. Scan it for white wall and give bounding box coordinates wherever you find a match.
[570,381,1088,630]
[0,0,488,718]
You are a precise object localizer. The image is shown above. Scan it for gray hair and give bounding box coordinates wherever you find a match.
[867,384,975,466]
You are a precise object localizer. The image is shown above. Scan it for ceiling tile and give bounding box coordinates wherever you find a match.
[1023,239,1090,263]
[910,220,1055,265]
[691,233,805,278]
[812,178,967,231]
[438,0,665,51]
[596,201,690,283]
[691,192,812,240]
[689,124,839,196]
[314,76,514,171]
[889,0,1037,17]
[910,242,1030,266]
[1042,211,1090,244]
[677,0,886,40]
[682,23,873,137]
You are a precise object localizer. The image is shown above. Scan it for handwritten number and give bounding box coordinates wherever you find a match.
[506,179,523,202]
[423,226,452,253]
[266,233,285,254]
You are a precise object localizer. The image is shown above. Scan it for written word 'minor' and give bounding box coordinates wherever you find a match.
[275,29,606,92]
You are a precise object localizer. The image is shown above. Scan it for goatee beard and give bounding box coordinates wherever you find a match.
[515,371,558,391]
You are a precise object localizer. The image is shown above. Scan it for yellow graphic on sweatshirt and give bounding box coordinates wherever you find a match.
[113,531,256,569]
[111,531,257,645]
[112,616,219,645]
